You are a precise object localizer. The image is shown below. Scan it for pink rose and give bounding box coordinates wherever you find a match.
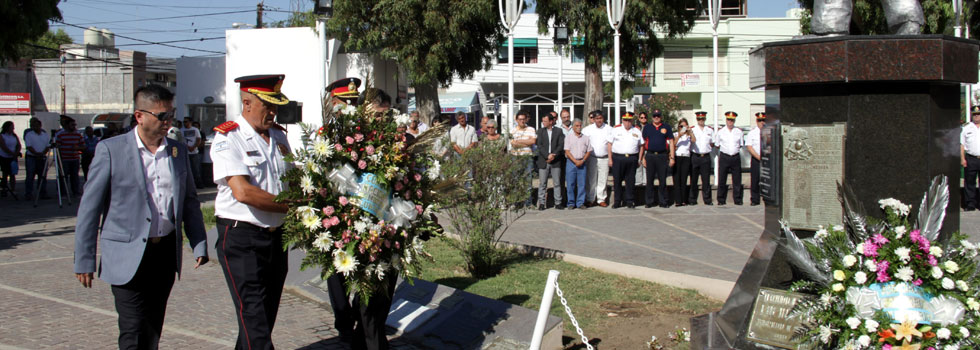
[322,218,333,228]
[334,143,343,151]
[338,196,349,206]
[322,206,335,216]
[416,205,423,214]
[330,217,339,226]
[394,182,404,191]
[358,160,367,169]
[416,189,423,198]
[414,173,422,182]
[355,133,364,142]
[350,151,358,161]
[346,136,355,144]
[365,145,375,155]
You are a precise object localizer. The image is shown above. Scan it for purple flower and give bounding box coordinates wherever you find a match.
[872,233,889,245]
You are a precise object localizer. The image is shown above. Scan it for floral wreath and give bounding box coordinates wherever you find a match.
[278,102,447,302]
[783,177,980,350]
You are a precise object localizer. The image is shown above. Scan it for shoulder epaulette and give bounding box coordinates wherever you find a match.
[614,124,622,128]
[271,123,287,133]
[214,121,239,134]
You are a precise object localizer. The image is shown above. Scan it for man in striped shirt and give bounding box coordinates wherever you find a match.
[55,117,84,196]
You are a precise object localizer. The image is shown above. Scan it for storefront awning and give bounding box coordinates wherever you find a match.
[408,92,482,114]
[500,38,538,48]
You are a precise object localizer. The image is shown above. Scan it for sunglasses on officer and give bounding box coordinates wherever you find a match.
[137,109,175,122]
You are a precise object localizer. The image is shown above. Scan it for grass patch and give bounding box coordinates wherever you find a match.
[418,237,723,333]
[202,205,215,230]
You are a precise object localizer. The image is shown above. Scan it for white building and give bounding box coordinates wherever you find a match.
[445,10,803,128]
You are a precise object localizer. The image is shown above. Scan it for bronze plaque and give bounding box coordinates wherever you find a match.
[746,288,809,349]
[781,123,845,230]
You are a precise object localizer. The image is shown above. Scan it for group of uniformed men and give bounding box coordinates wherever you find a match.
[578,109,767,209]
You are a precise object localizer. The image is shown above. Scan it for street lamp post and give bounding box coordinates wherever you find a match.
[954,0,971,121]
[708,0,721,187]
[554,25,568,118]
[605,0,626,123]
[313,0,333,104]
[499,0,524,133]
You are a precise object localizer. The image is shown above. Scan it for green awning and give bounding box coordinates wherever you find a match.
[500,38,538,48]
[571,37,584,46]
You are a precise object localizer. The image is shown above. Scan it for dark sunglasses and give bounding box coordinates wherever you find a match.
[138,109,175,121]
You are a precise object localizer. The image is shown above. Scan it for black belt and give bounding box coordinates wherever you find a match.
[216,217,280,232]
[27,154,46,158]
[612,152,638,158]
[693,153,710,158]
[721,153,739,157]
[646,150,668,155]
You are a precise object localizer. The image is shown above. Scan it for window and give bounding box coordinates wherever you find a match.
[187,104,226,136]
[664,51,693,80]
[571,46,586,63]
[498,38,539,64]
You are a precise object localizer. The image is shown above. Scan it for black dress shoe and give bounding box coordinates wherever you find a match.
[734,202,743,206]
[704,202,713,206]
[627,202,635,209]
[644,203,654,208]
[660,204,670,208]
[675,203,686,207]
[538,204,546,210]
[966,207,977,212]
[612,203,622,209]
[556,205,566,210]
[718,202,726,206]
[750,202,760,206]
[688,202,697,206]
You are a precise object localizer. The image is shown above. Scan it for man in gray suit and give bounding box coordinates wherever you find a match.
[73,84,208,350]
[536,113,565,210]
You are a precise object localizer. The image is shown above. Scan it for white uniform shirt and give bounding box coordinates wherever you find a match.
[211,115,292,227]
[609,125,643,155]
[747,127,761,154]
[583,123,612,157]
[962,123,980,157]
[449,124,478,149]
[134,129,175,238]
[691,125,713,155]
[24,129,51,156]
[674,132,692,157]
[181,126,202,154]
[714,126,743,156]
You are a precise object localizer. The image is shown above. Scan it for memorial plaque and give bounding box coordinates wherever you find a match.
[781,124,845,230]
[746,288,809,349]
[760,124,780,205]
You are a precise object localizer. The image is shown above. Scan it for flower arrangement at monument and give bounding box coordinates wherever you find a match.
[277,102,448,302]
[782,177,980,349]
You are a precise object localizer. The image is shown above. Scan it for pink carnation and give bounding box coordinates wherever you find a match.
[350,151,358,161]
[355,133,364,142]
[335,143,343,151]
[883,345,892,350]
[928,255,938,266]
[872,233,889,245]
[416,189,423,198]
[322,206,335,216]
[864,242,879,257]
[413,173,422,182]
[322,218,333,228]
[395,241,401,249]
[346,136,355,144]
[365,145,375,155]
[330,216,340,226]
[913,278,923,286]
[877,270,891,283]
[358,160,367,169]
[334,241,343,249]
[416,204,423,214]
[338,196,349,206]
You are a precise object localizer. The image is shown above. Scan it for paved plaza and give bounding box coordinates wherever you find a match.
[2,173,980,348]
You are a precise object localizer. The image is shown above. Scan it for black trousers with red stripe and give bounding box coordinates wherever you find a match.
[216,218,288,350]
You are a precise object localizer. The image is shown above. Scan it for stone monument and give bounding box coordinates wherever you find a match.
[690,35,978,349]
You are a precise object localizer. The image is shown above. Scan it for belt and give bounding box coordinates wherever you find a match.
[217,217,280,232]
[693,153,710,158]
[722,153,740,157]
[612,152,638,158]
[646,150,668,155]
[149,231,175,244]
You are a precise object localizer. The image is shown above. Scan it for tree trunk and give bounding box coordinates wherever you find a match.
[584,57,604,124]
[414,80,442,126]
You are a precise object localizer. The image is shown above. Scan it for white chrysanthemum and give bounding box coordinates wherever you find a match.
[841,341,859,350]
[878,198,910,216]
[834,270,847,281]
[943,277,956,289]
[962,240,977,250]
[856,242,866,254]
[968,298,980,311]
[931,246,944,257]
[945,261,960,273]
[818,325,834,344]
[864,319,879,333]
[933,266,944,279]
[945,344,960,350]
[300,175,315,194]
[342,105,357,115]
[937,327,951,339]
[304,161,322,175]
[312,232,333,252]
[833,224,844,232]
[297,205,316,218]
[961,327,970,338]
[864,258,878,272]
[957,280,969,292]
[894,226,907,238]
[894,266,914,281]
[313,138,334,158]
[845,317,861,329]
[301,213,322,231]
[843,255,857,267]
[895,247,911,263]
[426,160,441,180]
[353,220,368,233]
[815,228,829,240]
[820,293,833,305]
[858,334,871,347]
[333,250,358,276]
[854,271,868,284]
[832,283,844,292]
[374,262,388,280]
[395,113,411,126]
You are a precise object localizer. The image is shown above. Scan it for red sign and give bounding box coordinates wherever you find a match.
[0,93,30,114]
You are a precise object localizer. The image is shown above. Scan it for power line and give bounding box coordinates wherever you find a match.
[56,21,225,55]
[20,43,177,71]
[71,0,254,9]
[69,10,254,26]
[114,37,224,47]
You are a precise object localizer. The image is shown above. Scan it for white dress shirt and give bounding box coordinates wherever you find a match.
[24,129,51,156]
[747,127,761,154]
[691,125,713,155]
[962,123,980,157]
[714,126,743,156]
[674,132,691,157]
[449,124,478,149]
[609,125,643,155]
[583,123,612,157]
[135,129,175,238]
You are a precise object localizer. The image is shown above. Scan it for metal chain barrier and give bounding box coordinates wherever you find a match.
[554,279,594,350]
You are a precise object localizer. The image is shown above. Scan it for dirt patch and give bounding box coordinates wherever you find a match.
[562,312,699,350]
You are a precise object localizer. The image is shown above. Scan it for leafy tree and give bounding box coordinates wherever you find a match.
[0,0,63,64]
[269,11,317,28]
[634,93,686,128]
[536,0,700,119]
[325,0,504,124]
[796,0,954,35]
[15,29,73,61]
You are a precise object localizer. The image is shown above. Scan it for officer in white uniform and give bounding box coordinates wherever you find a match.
[211,74,292,350]
[961,105,980,211]
[713,111,744,205]
[689,111,714,205]
[607,112,643,208]
[747,112,766,206]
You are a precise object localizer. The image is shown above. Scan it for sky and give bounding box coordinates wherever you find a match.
[52,0,801,59]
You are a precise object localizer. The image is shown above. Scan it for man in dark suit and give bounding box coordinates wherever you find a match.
[74,84,208,350]
[536,113,565,210]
